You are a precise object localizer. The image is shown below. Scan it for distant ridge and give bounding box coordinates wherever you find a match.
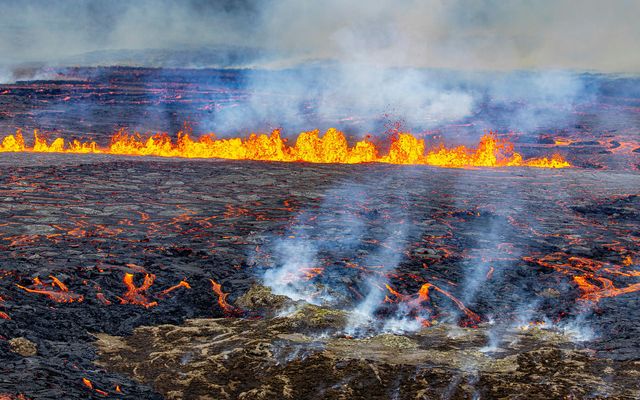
[59,46,275,69]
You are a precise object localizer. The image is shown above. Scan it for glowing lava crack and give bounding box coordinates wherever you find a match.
[0,128,570,168]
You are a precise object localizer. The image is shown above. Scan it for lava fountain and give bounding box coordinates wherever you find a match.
[0,128,570,168]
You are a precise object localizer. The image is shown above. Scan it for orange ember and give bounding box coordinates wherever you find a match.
[82,378,108,396]
[0,128,570,168]
[118,273,158,308]
[16,276,84,303]
[82,378,93,390]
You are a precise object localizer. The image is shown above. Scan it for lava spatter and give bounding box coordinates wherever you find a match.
[0,129,570,169]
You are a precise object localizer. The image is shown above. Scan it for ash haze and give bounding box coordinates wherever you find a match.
[0,0,639,73]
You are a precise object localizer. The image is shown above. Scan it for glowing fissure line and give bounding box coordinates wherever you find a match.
[0,129,570,168]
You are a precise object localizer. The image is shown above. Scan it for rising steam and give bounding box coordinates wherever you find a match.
[256,171,420,334]
[1,0,638,72]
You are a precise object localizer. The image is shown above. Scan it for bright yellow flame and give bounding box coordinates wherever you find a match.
[0,128,570,168]
[0,130,26,151]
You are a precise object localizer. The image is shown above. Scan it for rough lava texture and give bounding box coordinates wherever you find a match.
[95,285,640,400]
[2,67,639,400]
[0,154,638,399]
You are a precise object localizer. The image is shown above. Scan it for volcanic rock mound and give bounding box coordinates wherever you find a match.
[95,285,640,399]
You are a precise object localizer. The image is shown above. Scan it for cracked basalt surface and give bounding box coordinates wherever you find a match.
[0,154,638,399]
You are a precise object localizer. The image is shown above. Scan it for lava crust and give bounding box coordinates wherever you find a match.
[0,154,638,399]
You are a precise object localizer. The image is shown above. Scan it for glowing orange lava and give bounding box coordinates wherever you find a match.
[280,267,325,283]
[524,252,640,303]
[0,295,9,320]
[385,282,480,326]
[209,278,240,316]
[118,273,158,308]
[16,276,84,303]
[158,279,191,297]
[417,283,481,324]
[82,378,93,390]
[573,275,640,303]
[82,378,108,396]
[0,128,570,168]
[0,394,30,400]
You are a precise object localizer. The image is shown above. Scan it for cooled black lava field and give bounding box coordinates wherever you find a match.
[0,68,639,399]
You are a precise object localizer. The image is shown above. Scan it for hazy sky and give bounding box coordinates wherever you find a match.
[1,0,638,72]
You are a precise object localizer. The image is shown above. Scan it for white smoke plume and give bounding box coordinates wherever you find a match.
[1,1,629,140]
[256,171,420,334]
[206,65,476,135]
[1,0,638,72]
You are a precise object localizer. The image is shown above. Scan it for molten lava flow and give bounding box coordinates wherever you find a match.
[0,128,570,168]
[417,283,481,325]
[573,275,640,303]
[82,378,108,396]
[118,273,158,308]
[82,378,93,390]
[280,267,325,283]
[16,276,84,303]
[158,279,191,297]
[553,138,575,146]
[0,395,30,400]
[524,252,640,303]
[384,284,411,303]
[209,279,240,316]
[0,295,9,320]
[385,282,480,326]
[0,130,26,151]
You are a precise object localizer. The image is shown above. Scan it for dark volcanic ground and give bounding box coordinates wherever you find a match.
[0,67,639,399]
[0,153,638,399]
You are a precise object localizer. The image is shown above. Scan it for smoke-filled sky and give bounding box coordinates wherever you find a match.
[1,0,639,73]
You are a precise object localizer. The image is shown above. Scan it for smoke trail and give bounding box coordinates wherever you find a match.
[3,1,639,71]
[477,70,597,134]
[345,186,412,334]
[256,169,421,333]
[258,181,371,304]
[259,0,640,73]
[203,65,475,136]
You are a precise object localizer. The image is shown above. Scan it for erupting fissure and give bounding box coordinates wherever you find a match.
[0,128,570,168]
